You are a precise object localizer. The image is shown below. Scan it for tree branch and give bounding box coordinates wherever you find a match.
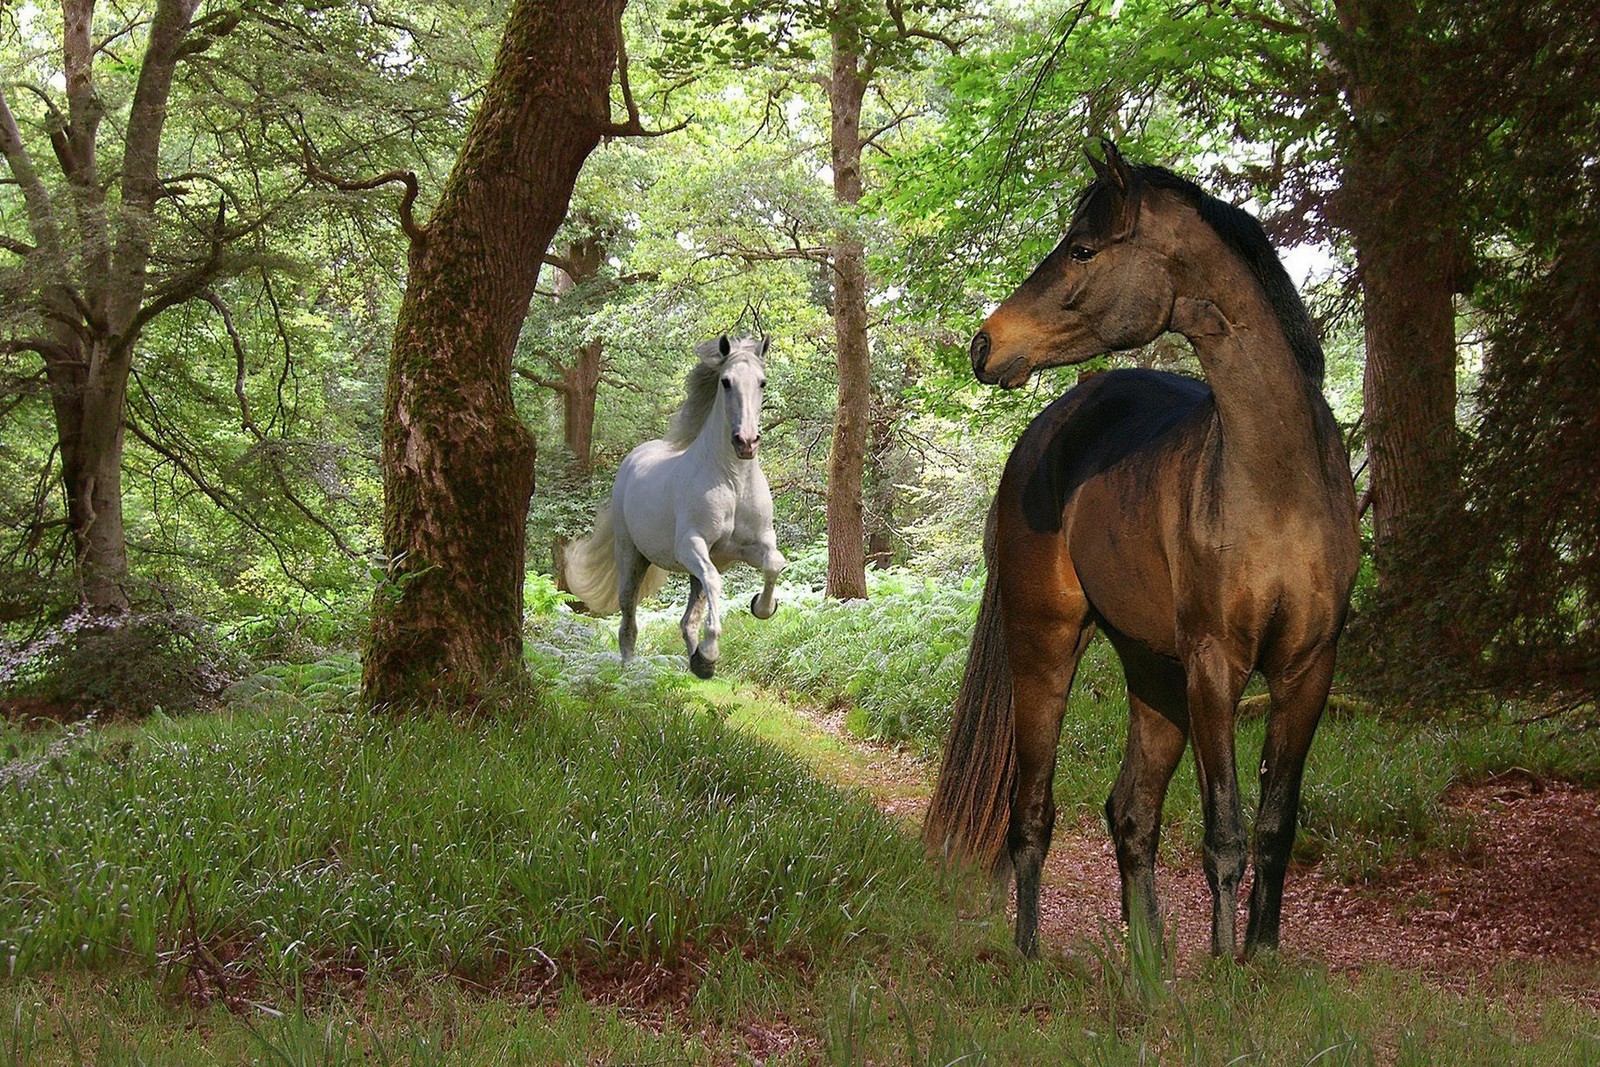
[0,87,63,253]
[124,198,228,340]
[0,367,48,421]
[174,7,242,59]
[0,338,73,365]
[125,412,331,603]
[198,289,364,562]
[513,364,570,393]
[597,2,691,139]
[0,233,35,256]
[862,98,924,155]
[542,252,578,277]
[301,141,426,245]
[885,0,965,54]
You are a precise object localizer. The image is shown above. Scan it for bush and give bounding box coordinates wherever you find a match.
[1,609,236,719]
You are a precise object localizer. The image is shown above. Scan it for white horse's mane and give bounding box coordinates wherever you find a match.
[664,335,767,448]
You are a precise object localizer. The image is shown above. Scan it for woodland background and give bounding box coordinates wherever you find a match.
[2,0,1595,709]
[1,2,1598,1062]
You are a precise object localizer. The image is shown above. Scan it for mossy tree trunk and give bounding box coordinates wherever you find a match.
[823,17,871,601]
[1334,0,1469,599]
[363,1,626,709]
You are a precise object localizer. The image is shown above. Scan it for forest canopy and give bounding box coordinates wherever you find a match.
[2,0,1595,710]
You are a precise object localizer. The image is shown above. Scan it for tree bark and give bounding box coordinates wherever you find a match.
[362,1,624,708]
[824,18,872,601]
[1335,0,1466,594]
[548,234,608,471]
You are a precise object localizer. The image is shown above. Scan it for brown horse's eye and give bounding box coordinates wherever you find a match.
[1069,244,1097,262]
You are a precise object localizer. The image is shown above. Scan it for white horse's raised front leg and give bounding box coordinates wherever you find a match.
[677,535,723,678]
[747,544,786,620]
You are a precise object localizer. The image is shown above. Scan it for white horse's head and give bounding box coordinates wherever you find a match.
[708,335,768,460]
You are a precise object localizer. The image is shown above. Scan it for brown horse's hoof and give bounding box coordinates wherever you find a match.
[690,650,716,679]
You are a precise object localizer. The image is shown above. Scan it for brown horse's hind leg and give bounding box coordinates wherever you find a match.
[1104,644,1189,957]
[1005,604,1093,959]
[1245,645,1337,957]
[1185,641,1252,957]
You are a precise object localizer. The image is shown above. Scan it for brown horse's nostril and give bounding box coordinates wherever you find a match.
[970,331,991,373]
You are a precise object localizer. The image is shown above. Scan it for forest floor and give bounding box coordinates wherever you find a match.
[705,679,1600,1010]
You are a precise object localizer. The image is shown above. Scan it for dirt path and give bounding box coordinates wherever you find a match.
[717,684,1600,1008]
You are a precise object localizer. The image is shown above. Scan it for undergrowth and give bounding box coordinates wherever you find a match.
[641,569,1600,880]
[0,622,944,992]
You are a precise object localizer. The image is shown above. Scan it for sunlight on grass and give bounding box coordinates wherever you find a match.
[3,601,1598,1064]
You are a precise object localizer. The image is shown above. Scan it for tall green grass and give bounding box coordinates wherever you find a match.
[649,570,1014,746]
[4,603,1598,1064]
[0,620,946,990]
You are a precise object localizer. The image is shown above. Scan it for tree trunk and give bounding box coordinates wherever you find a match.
[363,1,623,708]
[45,344,131,612]
[1335,0,1466,594]
[0,0,201,616]
[1356,227,1460,573]
[561,339,603,470]
[824,23,871,601]
[549,234,607,471]
[866,380,905,570]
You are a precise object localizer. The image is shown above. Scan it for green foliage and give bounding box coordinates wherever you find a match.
[0,609,236,719]
[0,634,940,990]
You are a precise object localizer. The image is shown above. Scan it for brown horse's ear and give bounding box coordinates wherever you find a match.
[1088,137,1140,239]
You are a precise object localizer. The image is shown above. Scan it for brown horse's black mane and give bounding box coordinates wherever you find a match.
[1075,165,1326,387]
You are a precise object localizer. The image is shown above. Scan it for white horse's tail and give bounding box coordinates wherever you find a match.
[564,503,669,616]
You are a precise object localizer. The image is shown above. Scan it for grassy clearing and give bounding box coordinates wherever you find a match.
[0,624,943,995]
[4,940,1598,1065]
[649,572,1600,880]
[4,605,1598,1063]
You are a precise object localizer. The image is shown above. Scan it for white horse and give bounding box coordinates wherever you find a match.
[565,335,787,678]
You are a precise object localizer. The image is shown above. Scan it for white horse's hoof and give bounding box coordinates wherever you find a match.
[750,593,777,620]
[690,650,716,679]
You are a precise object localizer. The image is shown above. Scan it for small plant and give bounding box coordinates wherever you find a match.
[1,608,235,720]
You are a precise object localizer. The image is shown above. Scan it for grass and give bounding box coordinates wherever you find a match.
[645,570,1600,880]
[3,602,1598,1063]
[0,627,943,993]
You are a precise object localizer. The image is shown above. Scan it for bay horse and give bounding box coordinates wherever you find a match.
[924,143,1359,960]
[565,335,787,678]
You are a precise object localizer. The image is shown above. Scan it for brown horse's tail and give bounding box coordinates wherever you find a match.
[922,508,1015,877]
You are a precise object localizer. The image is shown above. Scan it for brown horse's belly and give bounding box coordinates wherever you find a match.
[1064,481,1181,658]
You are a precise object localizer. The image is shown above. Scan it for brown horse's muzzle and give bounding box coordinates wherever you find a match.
[971,330,1032,389]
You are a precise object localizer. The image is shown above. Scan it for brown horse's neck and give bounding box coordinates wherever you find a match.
[1171,225,1327,493]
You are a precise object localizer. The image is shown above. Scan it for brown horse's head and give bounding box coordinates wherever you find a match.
[971,141,1180,389]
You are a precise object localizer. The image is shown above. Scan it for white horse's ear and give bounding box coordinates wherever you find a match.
[758,335,771,359]
[718,334,731,357]
[694,336,724,365]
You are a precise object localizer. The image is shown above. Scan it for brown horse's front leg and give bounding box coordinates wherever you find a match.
[1185,641,1251,957]
[1246,646,1337,957]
